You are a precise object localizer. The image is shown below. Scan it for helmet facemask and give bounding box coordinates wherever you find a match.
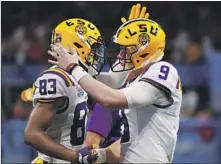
[78,35,106,76]
[107,38,150,72]
[107,43,136,72]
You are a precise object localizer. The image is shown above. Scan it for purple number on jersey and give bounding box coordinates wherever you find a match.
[120,110,130,143]
[70,102,87,146]
[158,65,170,80]
[39,78,56,95]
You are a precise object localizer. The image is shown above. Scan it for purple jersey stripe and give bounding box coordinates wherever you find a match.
[56,68,75,86]
[40,71,74,87]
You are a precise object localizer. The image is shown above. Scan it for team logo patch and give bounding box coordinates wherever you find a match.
[75,25,87,35]
[138,33,150,45]
[55,33,62,43]
[76,86,85,98]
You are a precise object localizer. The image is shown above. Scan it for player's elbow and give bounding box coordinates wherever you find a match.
[24,128,36,145]
[24,129,32,145]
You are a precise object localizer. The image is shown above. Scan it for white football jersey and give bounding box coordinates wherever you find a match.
[32,66,88,163]
[120,61,182,163]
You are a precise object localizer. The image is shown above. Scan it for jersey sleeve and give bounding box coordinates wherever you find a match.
[32,72,69,111]
[121,62,179,109]
[87,102,113,138]
[140,61,179,93]
[121,81,164,109]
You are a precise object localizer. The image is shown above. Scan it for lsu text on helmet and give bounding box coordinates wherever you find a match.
[52,18,105,75]
[109,18,166,72]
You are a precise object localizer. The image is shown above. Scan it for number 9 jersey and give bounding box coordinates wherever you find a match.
[32,66,88,163]
[120,61,182,163]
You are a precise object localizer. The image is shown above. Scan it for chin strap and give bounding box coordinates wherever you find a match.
[138,42,149,53]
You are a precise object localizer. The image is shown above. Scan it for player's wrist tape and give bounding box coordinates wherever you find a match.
[70,65,88,83]
[66,63,78,74]
[93,148,106,163]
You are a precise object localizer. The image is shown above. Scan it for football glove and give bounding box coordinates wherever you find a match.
[76,145,98,164]
[121,3,150,23]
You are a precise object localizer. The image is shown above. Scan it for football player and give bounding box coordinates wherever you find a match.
[24,18,105,164]
[48,17,182,163]
[84,5,150,163]
[84,3,150,148]
[25,4,148,163]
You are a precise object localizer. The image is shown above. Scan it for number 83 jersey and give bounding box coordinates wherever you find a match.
[32,66,88,163]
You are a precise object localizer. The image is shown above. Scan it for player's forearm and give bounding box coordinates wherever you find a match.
[24,131,77,162]
[105,139,121,163]
[96,58,131,89]
[84,131,104,147]
[97,71,129,89]
[79,74,128,109]
[96,72,114,88]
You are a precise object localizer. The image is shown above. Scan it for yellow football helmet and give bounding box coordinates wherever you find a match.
[52,18,105,75]
[109,18,166,72]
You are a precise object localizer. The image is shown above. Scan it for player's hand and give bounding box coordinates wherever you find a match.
[121,3,150,23]
[48,43,79,71]
[76,145,98,164]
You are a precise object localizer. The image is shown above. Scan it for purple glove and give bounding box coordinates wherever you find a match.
[77,145,98,164]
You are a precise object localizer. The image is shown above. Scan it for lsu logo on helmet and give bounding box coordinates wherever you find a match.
[75,25,87,35]
[138,33,150,45]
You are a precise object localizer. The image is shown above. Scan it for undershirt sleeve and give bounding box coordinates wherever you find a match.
[88,103,113,138]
